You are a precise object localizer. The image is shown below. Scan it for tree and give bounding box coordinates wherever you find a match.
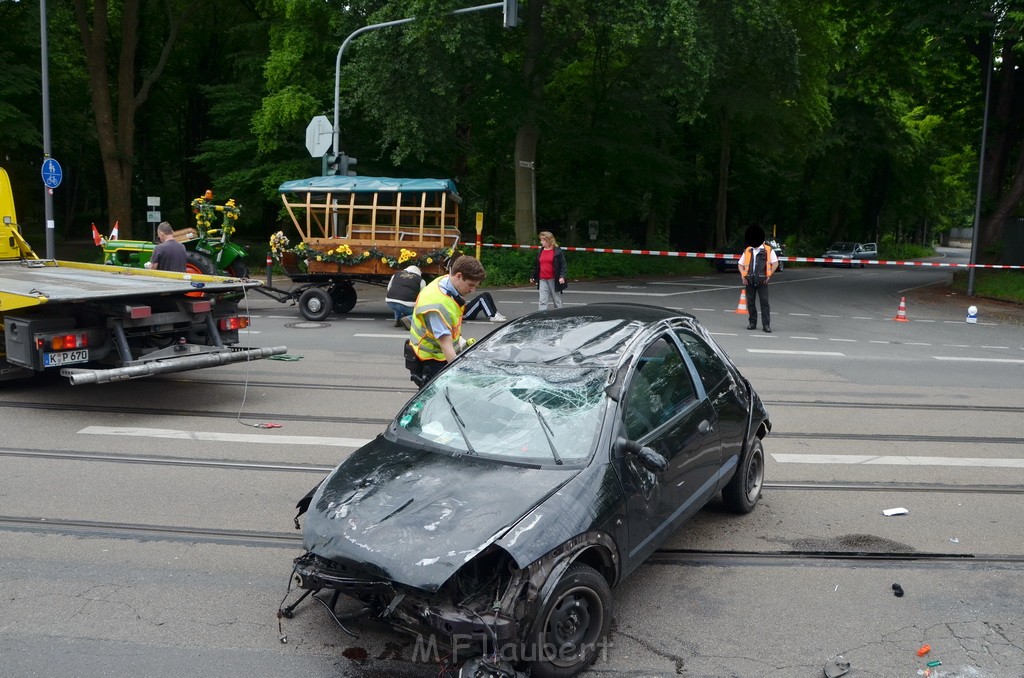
[71,0,199,238]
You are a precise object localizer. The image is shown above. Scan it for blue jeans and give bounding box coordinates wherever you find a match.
[387,301,413,320]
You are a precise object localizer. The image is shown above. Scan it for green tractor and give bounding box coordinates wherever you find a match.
[101,191,250,278]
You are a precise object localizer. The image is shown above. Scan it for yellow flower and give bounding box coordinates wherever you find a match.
[426,257,433,264]
[316,255,323,261]
[363,251,370,257]
[381,258,388,264]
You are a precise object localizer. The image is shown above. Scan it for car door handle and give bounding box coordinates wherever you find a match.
[697,420,714,435]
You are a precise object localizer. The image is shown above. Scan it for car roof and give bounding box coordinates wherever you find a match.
[469,304,695,368]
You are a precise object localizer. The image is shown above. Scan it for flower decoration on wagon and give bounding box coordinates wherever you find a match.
[269,231,290,258]
[271,240,457,270]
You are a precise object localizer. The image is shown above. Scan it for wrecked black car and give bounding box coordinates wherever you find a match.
[283,304,770,677]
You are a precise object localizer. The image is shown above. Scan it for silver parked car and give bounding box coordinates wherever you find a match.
[822,241,877,268]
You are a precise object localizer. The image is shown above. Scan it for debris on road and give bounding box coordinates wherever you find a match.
[823,655,851,678]
[883,507,909,516]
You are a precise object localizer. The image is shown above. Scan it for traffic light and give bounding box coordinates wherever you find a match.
[340,153,357,176]
[324,153,341,176]
[503,0,517,28]
[324,152,358,176]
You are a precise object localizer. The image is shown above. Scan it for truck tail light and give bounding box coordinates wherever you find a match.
[218,316,249,331]
[38,333,89,350]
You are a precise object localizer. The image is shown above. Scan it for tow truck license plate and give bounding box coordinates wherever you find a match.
[43,350,89,367]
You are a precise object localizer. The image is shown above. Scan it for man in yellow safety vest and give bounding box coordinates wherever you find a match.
[405,255,487,387]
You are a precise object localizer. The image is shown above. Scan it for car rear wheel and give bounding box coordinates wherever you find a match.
[723,437,764,514]
[530,563,611,678]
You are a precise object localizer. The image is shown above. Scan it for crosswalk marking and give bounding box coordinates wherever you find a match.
[933,356,1024,364]
[79,426,371,448]
[773,453,1024,469]
[747,349,845,356]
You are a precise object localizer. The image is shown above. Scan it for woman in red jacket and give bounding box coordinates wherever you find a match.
[530,231,568,311]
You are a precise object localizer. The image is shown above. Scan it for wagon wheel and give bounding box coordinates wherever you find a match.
[330,283,357,314]
[298,287,333,321]
[185,251,216,276]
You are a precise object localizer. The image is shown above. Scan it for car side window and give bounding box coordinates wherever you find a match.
[623,336,697,439]
[674,330,730,393]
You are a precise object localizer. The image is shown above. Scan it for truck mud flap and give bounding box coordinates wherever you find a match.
[59,345,288,385]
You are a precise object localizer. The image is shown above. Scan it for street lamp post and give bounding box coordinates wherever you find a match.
[968,20,995,297]
[40,0,56,259]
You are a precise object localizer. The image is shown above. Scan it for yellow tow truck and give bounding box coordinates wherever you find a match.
[0,167,286,385]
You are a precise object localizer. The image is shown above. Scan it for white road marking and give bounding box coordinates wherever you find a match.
[79,426,370,448]
[820,314,840,318]
[869,340,890,344]
[852,316,873,320]
[693,308,717,312]
[829,338,857,342]
[747,349,845,356]
[790,336,819,340]
[915,319,936,323]
[944,344,971,348]
[934,356,1024,364]
[906,342,931,346]
[980,345,1009,349]
[773,453,1024,469]
[268,315,296,319]
[788,313,812,316]
[710,332,739,337]
[237,330,260,334]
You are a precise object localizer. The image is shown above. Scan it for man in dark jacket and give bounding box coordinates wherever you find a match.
[737,225,779,333]
[385,265,424,327]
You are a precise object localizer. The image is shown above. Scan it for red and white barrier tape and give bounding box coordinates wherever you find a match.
[479,242,1024,270]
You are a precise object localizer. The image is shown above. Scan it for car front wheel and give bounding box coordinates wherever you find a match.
[723,437,764,514]
[530,563,612,678]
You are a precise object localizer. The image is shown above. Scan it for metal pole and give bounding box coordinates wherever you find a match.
[40,0,56,259]
[967,30,994,297]
[332,3,502,155]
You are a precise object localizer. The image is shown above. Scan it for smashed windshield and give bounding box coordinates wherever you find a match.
[396,360,609,464]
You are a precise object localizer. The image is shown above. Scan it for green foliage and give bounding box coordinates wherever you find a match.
[950,270,1024,305]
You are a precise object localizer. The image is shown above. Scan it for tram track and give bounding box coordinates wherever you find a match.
[1,397,1022,445]
[4,447,1024,494]
[2,515,1021,568]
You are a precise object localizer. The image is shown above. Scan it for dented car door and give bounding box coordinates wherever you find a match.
[615,333,721,567]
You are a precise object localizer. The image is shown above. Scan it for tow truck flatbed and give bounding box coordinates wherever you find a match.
[0,259,255,311]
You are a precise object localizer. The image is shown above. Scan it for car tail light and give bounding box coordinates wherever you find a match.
[38,333,89,350]
[218,316,249,331]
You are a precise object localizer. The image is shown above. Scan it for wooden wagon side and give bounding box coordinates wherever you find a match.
[278,176,462,277]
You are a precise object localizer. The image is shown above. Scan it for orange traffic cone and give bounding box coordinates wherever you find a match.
[893,297,908,322]
[735,289,749,314]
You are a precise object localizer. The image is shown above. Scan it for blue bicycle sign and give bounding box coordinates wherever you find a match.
[41,158,63,189]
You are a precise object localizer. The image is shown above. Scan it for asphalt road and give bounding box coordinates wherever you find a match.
[1,247,1022,678]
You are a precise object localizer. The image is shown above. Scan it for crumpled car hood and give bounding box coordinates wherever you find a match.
[302,435,579,592]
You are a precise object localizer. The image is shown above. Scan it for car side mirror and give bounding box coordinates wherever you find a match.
[616,437,668,473]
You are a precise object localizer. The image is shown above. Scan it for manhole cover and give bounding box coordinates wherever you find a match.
[285,321,331,330]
